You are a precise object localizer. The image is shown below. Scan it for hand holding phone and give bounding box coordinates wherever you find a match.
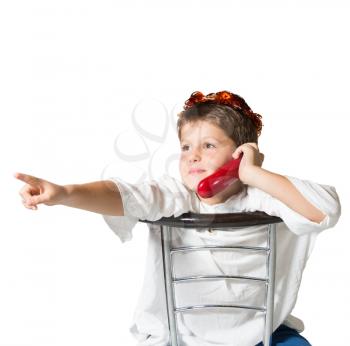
[197,154,243,198]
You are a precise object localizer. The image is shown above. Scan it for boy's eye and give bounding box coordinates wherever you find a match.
[181,145,190,151]
[205,143,215,149]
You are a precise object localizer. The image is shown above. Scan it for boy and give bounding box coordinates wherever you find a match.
[15,91,341,345]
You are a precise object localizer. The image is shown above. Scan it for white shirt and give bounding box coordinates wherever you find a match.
[102,175,341,346]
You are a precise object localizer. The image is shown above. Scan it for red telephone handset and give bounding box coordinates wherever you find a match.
[197,154,243,198]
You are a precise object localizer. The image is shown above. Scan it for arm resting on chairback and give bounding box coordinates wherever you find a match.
[245,167,327,224]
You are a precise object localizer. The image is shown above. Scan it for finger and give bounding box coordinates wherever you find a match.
[22,199,37,210]
[29,194,46,206]
[19,188,34,204]
[21,193,32,203]
[19,187,33,201]
[22,199,30,208]
[14,172,41,185]
[19,185,40,201]
[232,147,244,159]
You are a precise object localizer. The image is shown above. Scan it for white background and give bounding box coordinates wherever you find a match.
[1,0,349,345]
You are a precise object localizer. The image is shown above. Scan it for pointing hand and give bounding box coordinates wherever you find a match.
[14,172,66,210]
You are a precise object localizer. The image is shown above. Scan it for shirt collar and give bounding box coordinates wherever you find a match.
[197,185,248,213]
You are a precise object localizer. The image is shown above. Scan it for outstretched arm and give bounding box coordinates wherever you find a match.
[14,172,124,216]
[232,144,327,224]
[62,181,124,216]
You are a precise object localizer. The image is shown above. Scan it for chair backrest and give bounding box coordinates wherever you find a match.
[140,211,283,346]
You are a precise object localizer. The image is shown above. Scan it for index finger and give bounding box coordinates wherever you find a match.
[13,172,41,185]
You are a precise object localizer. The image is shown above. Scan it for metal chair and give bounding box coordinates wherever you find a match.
[141,211,283,346]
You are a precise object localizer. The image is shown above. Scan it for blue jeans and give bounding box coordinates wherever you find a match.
[255,324,312,346]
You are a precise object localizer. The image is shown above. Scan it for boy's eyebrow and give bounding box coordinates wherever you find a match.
[181,136,223,143]
[204,136,223,142]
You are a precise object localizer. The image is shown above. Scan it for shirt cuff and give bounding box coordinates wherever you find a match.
[101,177,139,243]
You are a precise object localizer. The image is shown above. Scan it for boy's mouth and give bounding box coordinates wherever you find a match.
[189,168,206,175]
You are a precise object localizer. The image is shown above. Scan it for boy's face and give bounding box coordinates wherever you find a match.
[179,120,239,197]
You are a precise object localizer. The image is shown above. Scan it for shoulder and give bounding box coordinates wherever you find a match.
[110,174,197,220]
[284,175,339,199]
[157,174,189,190]
[244,183,272,206]
[143,174,194,199]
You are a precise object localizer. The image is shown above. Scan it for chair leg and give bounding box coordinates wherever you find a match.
[161,225,179,346]
[263,223,276,345]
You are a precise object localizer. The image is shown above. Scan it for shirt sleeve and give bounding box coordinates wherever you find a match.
[102,175,193,242]
[245,175,341,236]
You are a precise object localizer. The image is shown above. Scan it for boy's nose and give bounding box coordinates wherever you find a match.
[189,149,201,163]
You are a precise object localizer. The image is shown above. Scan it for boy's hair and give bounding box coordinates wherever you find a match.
[177,91,263,147]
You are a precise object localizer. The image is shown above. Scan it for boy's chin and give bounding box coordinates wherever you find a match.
[185,183,198,192]
[182,179,199,192]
